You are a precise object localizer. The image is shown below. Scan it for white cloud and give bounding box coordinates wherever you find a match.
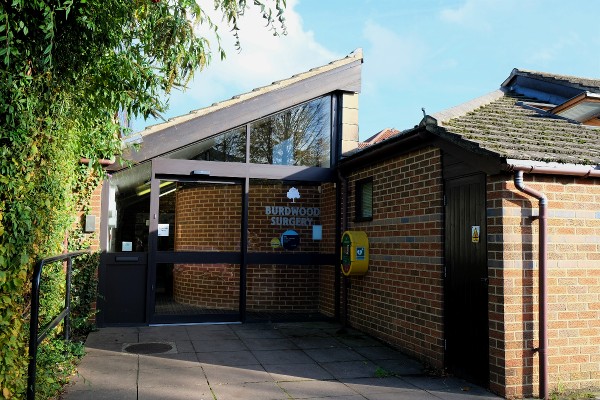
[155,0,337,122]
[439,0,493,31]
[361,20,427,92]
[526,32,580,64]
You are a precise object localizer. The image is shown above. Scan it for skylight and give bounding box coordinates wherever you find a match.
[551,92,600,123]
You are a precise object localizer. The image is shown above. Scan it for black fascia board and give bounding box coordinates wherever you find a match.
[503,74,584,105]
[338,121,505,176]
[337,126,433,173]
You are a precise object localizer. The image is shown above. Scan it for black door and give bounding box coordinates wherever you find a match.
[444,173,489,385]
[98,253,148,325]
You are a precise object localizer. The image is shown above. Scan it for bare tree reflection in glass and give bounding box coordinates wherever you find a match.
[250,96,331,167]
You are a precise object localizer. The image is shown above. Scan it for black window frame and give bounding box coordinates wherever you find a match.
[355,177,373,222]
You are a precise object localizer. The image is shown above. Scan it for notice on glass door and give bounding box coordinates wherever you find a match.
[158,224,170,237]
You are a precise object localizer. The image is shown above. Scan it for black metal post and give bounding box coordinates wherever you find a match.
[64,257,72,343]
[27,250,89,400]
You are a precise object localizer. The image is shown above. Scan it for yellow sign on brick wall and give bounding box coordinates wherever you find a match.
[471,226,480,243]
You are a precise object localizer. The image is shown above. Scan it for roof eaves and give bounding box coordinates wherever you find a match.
[338,126,430,171]
[136,48,364,138]
[503,68,600,93]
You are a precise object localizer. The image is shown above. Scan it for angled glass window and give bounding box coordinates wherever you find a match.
[166,126,246,162]
[250,96,331,167]
[355,178,373,222]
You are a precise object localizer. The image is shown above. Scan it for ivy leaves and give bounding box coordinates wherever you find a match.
[0,1,286,398]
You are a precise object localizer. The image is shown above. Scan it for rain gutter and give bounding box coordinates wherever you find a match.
[504,162,600,400]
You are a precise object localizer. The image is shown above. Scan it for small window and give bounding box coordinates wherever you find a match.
[355,178,373,222]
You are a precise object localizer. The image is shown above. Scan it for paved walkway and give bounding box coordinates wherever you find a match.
[61,321,501,400]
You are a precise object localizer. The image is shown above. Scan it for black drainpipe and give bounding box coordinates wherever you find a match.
[513,171,548,400]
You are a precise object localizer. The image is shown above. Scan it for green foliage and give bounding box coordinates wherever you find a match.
[374,366,394,378]
[69,251,100,336]
[0,1,285,398]
[34,337,84,400]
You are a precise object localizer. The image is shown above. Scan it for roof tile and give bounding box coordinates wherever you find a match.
[439,92,600,165]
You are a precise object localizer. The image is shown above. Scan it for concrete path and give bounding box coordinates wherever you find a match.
[60,321,501,400]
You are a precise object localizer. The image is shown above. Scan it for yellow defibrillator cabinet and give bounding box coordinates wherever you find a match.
[340,231,369,276]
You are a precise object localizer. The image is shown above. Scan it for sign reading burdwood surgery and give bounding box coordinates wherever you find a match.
[265,206,320,227]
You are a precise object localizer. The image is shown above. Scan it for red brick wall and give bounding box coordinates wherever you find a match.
[86,184,103,252]
[248,183,323,252]
[171,182,337,314]
[175,184,241,251]
[246,264,319,312]
[488,174,600,398]
[345,147,445,368]
[173,184,241,306]
[172,263,239,309]
[318,183,337,317]
[246,183,335,314]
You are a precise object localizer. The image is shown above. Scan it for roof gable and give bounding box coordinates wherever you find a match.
[113,49,363,171]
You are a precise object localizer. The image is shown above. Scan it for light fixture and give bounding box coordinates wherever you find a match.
[136,181,174,196]
[159,188,176,197]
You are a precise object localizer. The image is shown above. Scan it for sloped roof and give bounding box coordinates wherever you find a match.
[433,91,600,165]
[361,128,401,145]
[503,68,600,92]
[113,49,363,170]
[343,68,600,172]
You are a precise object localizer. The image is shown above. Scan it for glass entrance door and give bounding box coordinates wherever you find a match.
[150,179,243,323]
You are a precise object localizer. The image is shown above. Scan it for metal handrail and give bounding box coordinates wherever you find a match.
[27,250,90,400]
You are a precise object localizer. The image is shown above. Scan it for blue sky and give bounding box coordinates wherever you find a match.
[131,0,600,140]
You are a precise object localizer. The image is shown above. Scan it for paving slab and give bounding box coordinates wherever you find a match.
[201,363,273,384]
[253,349,315,365]
[241,337,299,350]
[138,352,200,369]
[138,383,213,400]
[192,338,247,352]
[363,391,439,400]
[65,368,138,392]
[84,331,139,345]
[264,363,334,381]
[320,360,380,380]
[137,365,207,388]
[139,329,190,342]
[211,381,288,400]
[170,339,194,353]
[304,347,365,363]
[188,328,239,341]
[374,357,425,376]
[279,379,359,398]
[290,336,343,349]
[196,349,260,366]
[235,328,286,339]
[61,388,138,400]
[342,376,418,395]
[60,322,502,400]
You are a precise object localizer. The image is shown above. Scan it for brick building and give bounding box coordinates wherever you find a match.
[91,51,600,398]
[337,69,600,398]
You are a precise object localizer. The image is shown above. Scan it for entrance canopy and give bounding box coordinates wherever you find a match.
[97,50,363,326]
